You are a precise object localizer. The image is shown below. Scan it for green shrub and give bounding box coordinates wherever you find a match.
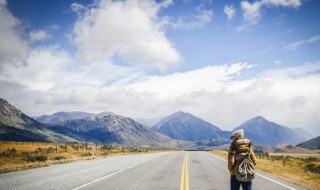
[23,153,48,162]
[54,155,66,160]
[81,153,92,157]
[304,163,320,174]
[0,148,18,157]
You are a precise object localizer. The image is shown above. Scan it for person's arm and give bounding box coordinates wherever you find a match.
[228,146,235,173]
[249,148,257,165]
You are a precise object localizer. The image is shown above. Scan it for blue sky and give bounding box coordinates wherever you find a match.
[0,0,320,134]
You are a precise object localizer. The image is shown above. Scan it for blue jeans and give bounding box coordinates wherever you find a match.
[231,175,252,190]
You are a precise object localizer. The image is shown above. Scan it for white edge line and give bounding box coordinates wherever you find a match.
[73,162,140,190]
[255,173,296,190]
[208,152,297,190]
[72,152,172,190]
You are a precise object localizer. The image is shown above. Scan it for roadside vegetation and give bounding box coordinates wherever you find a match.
[211,150,320,190]
[0,141,175,173]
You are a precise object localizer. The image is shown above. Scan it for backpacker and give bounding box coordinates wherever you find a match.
[234,139,255,182]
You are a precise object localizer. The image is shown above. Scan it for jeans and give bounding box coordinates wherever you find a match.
[231,175,252,190]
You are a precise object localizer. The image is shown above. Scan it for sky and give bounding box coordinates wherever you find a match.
[0,0,319,134]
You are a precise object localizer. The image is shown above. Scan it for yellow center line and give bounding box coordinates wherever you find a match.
[180,153,190,190]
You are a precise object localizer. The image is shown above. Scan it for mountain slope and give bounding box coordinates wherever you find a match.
[152,111,221,141]
[59,115,181,147]
[0,98,77,142]
[233,116,310,146]
[296,136,320,150]
[35,111,115,124]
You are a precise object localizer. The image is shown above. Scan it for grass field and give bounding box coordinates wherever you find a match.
[211,150,320,190]
[0,141,174,173]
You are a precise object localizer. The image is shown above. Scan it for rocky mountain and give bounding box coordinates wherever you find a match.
[296,136,320,150]
[0,98,77,142]
[35,111,115,124]
[233,116,312,146]
[0,98,183,148]
[57,115,181,147]
[152,111,222,141]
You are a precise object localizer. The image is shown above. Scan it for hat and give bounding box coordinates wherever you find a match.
[232,129,244,139]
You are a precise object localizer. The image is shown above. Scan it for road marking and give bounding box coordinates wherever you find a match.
[208,152,297,190]
[180,153,190,190]
[73,162,142,190]
[255,173,297,190]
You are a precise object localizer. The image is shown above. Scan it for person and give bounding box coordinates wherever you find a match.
[228,129,257,190]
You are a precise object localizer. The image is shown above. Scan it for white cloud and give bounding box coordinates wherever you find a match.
[0,1,28,64]
[2,58,320,134]
[71,2,85,13]
[171,6,213,30]
[240,0,301,25]
[71,0,182,71]
[129,63,252,99]
[159,0,173,8]
[224,5,236,21]
[29,30,51,42]
[284,35,320,50]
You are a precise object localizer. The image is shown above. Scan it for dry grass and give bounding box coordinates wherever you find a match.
[210,150,320,190]
[0,141,175,173]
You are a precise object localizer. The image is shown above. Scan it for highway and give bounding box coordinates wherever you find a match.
[0,152,304,190]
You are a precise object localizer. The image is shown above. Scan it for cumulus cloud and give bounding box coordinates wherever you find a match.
[71,0,182,71]
[224,5,236,20]
[284,35,320,50]
[0,1,28,64]
[171,6,213,30]
[240,0,301,25]
[29,30,51,42]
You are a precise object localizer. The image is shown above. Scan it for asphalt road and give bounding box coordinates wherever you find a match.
[0,151,305,190]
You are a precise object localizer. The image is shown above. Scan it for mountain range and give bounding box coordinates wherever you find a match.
[233,116,313,146]
[0,98,315,148]
[0,98,181,147]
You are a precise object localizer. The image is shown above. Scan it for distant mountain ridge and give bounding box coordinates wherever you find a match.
[35,111,115,124]
[1,98,314,148]
[57,115,180,147]
[152,111,222,141]
[296,136,320,150]
[0,98,181,147]
[233,116,313,146]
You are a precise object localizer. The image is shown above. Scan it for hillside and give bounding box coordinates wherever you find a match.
[0,98,77,142]
[296,136,320,150]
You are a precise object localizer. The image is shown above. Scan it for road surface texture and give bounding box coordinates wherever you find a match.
[0,151,304,190]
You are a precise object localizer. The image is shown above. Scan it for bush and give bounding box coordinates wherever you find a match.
[0,148,17,157]
[23,153,48,162]
[305,163,320,174]
[81,153,92,157]
[54,156,66,160]
[305,157,317,163]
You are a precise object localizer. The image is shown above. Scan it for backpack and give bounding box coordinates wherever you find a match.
[234,151,255,182]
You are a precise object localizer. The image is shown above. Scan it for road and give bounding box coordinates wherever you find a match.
[0,151,304,190]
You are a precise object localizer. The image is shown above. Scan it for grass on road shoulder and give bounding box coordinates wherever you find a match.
[0,141,175,173]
